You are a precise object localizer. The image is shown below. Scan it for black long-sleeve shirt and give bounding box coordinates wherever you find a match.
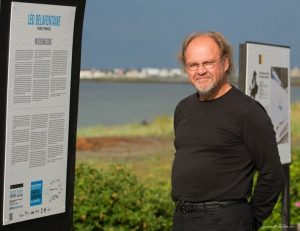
[171,86,284,229]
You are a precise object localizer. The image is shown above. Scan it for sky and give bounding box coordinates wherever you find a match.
[81,0,300,69]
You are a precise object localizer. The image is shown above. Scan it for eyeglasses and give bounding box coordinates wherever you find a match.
[186,57,223,71]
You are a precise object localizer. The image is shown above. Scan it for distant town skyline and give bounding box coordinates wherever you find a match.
[81,0,300,69]
[80,66,300,80]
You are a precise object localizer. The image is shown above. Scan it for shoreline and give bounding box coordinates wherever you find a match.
[80,77,300,86]
[80,77,189,84]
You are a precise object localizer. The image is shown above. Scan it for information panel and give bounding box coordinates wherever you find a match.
[239,42,291,164]
[3,2,75,225]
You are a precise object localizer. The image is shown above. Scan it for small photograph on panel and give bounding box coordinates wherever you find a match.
[270,67,289,144]
[249,70,259,99]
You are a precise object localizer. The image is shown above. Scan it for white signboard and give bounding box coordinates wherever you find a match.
[3,2,75,225]
[240,42,291,164]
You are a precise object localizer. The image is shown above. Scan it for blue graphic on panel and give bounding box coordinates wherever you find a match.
[30,180,43,206]
[28,13,61,26]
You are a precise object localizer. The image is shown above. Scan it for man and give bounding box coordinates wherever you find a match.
[171,31,284,231]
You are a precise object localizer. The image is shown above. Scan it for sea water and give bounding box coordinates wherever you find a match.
[77,81,300,128]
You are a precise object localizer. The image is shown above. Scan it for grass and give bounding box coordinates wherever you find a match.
[291,103,300,148]
[76,115,175,182]
[78,149,174,183]
[77,115,174,138]
[76,103,300,181]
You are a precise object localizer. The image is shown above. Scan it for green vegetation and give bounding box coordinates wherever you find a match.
[76,115,175,182]
[291,103,300,146]
[77,147,174,183]
[77,115,174,138]
[74,103,300,230]
[263,154,300,229]
[74,164,173,231]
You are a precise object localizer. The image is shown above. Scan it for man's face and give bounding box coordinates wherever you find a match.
[185,36,229,99]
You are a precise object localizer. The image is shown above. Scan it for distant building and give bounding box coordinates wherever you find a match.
[291,67,300,78]
[80,67,186,81]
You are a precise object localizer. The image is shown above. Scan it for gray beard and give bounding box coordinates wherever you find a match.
[196,77,226,100]
[196,83,217,100]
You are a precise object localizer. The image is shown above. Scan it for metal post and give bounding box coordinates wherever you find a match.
[281,164,290,231]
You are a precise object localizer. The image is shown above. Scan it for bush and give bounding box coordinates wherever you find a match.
[262,149,300,230]
[74,153,300,230]
[73,163,173,231]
